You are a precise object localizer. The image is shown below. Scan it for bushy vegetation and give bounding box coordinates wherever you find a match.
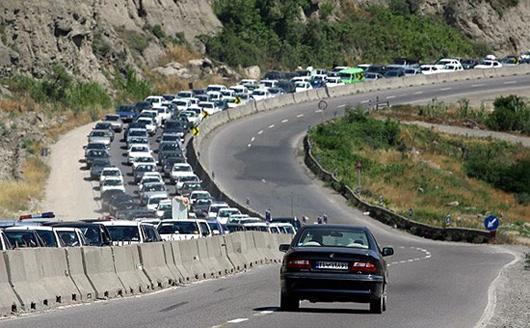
[486,95,530,134]
[112,68,152,103]
[205,0,484,69]
[310,110,530,234]
[9,66,112,117]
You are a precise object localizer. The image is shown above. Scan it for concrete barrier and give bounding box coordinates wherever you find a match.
[161,242,185,285]
[177,239,209,280]
[38,248,81,305]
[205,236,235,276]
[112,245,151,294]
[244,232,266,265]
[253,232,279,263]
[224,232,254,270]
[195,238,219,279]
[0,252,20,316]
[306,89,321,102]
[65,247,95,302]
[168,241,194,283]
[137,243,175,289]
[82,247,124,299]
[4,249,54,311]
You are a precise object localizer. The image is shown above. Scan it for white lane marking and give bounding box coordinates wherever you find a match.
[413,91,423,95]
[386,95,396,99]
[315,109,323,113]
[260,310,274,315]
[281,119,288,123]
[258,130,263,135]
[440,87,452,91]
[503,80,517,85]
[296,114,304,118]
[250,137,255,142]
[361,100,370,104]
[227,318,249,324]
[471,83,485,87]
[247,144,252,148]
[268,124,274,129]
[337,104,346,108]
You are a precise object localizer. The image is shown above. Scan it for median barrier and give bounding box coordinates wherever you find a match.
[292,90,309,104]
[244,232,266,265]
[112,245,151,294]
[161,242,185,284]
[402,75,428,87]
[205,236,235,276]
[4,249,54,311]
[316,87,329,99]
[168,241,194,283]
[82,247,124,299]
[255,232,280,263]
[224,232,255,270]
[195,238,219,279]
[0,252,20,316]
[38,248,81,305]
[177,239,209,280]
[306,89,321,102]
[137,243,175,289]
[65,247,95,302]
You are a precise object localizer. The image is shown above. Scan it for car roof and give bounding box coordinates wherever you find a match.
[97,220,141,226]
[300,224,370,231]
[5,225,54,231]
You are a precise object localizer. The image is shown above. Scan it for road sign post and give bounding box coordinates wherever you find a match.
[483,215,500,242]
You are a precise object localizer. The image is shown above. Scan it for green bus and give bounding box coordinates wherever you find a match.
[338,67,365,84]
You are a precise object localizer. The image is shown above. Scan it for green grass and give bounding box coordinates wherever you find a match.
[310,109,530,237]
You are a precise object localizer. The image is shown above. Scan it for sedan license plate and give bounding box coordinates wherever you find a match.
[316,261,349,270]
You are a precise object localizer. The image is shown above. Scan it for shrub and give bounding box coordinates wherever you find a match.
[486,95,530,132]
[113,68,152,103]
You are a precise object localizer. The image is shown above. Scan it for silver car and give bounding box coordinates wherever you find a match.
[88,130,112,146]
[140,183,169,205]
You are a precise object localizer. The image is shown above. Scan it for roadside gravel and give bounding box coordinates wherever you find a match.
[482,248,530,328]
[40,122,100,220]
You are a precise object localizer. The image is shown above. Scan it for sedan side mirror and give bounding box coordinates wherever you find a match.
[382,247,394,257]
[279,244,290,253]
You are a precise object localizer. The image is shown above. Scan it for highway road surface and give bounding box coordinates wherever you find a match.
[7,75,529,328]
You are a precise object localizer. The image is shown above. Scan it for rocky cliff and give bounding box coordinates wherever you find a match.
[0,0,221,84]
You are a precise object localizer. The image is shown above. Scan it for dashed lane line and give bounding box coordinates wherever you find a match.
[440,87,452,91]
[268,124,275,129]
[471,83,485,87]
[281,119,288,123]
[337,104,346,108]
[388,246,431,266]
[296,114,304,118]
[250,137,255,142]
[503,80,517,85]
[258,130,263,135]
[247,144,252,148]
[413,91,423,95]
[361,100,370,104]
[227,318,249,324]
[386,95,396,99]
[315,109,323,113]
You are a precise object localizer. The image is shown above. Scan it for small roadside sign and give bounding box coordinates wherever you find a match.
[192,127,200,136]
[484,215,500,231]
[202,111,210,119]
[235,96,241,105]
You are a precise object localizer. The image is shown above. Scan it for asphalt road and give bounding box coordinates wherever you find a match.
[6,75,528,327]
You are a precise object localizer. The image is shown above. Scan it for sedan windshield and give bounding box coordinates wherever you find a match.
[158,222,199,235]
[106,226,140,241]
[297,229,370,249]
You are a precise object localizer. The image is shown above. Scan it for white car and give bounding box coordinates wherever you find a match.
[259,79,279,89]
[208,202,229,219]
[294,81,313,93]
[136,117,156,135]
[0,230,11,250]
[145,96,164,106]
[139,176,164,191]
[251,89,270,101]
[291,76,311,83]
[4,226,86,248]
[180,110,201,125]
[207,91,222,102]
[240,79,258,87]
[420,65,441,75]
[434,58,463,70]
[175,173,200,190]
[99,167,123,185]
[216,207,242,225]
[98,220,161,245]
[198,101,218,115]
[157,219,212,241]
[173,98,192,111]
[225,96,239,108]
[189,190,211,204]
[242,222,270,232]
[227,214,249,223]
[474,60,502,69]
[128,145,152,164]
[100,177,125,193]
[269,222,296,234]
[131,156,157,170]
[221,89,236,99]
[230,85,249,95]
[156,199,172,218]
[146,195,168,211]
[439,64,463,73]
[170,163,193,182]
[140,109,162,126]
[153,105,171,122]
[325,77,345,88]
[142,171,163,182]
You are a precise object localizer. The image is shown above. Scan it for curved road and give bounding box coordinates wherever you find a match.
[5,75,529,328]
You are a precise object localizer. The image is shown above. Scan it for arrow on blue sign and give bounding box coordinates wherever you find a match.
[484,215,500,231]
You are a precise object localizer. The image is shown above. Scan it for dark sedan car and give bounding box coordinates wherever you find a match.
[90,158,112,180]
[279,225,393,313]
[85,149,110,168]
[44,222,112,246]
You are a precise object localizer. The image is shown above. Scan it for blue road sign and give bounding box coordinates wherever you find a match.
[484,215,500,231]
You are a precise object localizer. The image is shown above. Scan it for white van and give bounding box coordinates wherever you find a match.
[157,219,212,241]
